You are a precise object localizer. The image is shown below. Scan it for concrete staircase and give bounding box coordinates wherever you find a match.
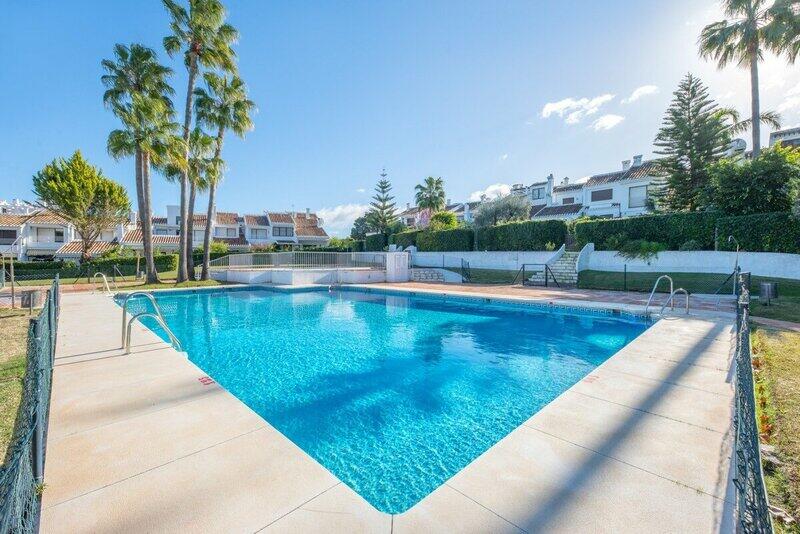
[527,251,579,287]
[411,268,445,283]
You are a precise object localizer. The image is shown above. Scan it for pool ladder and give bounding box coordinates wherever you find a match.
[120,292,183,354]
[644,275,690,316]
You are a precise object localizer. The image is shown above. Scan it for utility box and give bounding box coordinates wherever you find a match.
[759,282,778,305]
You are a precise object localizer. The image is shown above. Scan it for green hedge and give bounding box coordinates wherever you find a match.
[476,220,566,251]
[7,260,76,271]
[352,240,364,252]
[716,211,800,253]
[87,254,178,275]
[573,212,721,250]
[390,230,421,249]
[417,229,474,252]
[364,234,387,251]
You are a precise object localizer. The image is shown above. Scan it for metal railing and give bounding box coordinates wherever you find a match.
[733,271,773,533]
[518,263,561,288]
[644,275,675,315]
[0,277,59,533]
[124,312,182,355]
[207,252,387,271]
[120,292,167,348]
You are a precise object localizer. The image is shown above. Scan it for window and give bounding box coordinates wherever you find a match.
[193,230,204,241]
[562,197,574,205]
[590,188,613,202]
[0,229,16,244]
[55,229,64,243]
[628,185,648,208]
[530,187,545,200]
[251,228,268,239]
[273,226,294,237]
[154,228,169,235]
[227,227,237,238]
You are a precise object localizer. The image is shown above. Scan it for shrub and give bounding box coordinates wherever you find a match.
[716,211,800,253]
[428,211,459,231]
[7,260,76,271]
[476,220,567,251]
[365,233,387,251]
[192,241,229,255]
[417,228,474,251]
[617,240,666,262]
[87,254,178,275]
[679,239,703,251]
[574,212,721,250]
[352,240,365,252]
[390,230,421,249]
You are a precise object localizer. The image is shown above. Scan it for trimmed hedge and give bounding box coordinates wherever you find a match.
[390,230,421,249]
[476,220,566,251]
[417,229,474,252]
[8,260,76,271]
[365,233,387,251]
[352,240,364,252]
[716,211,800,253]
[573,212,721,250]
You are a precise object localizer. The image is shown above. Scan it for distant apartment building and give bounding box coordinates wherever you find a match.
[769,127,800,149]
[512,154,662,221]
[0,203,329,261]
[0,199,37,215]
[397,200,479,229]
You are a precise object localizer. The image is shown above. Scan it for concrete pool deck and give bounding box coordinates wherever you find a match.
[41,287,736,533]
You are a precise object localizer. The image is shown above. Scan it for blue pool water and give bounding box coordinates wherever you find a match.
[121,288,649,513]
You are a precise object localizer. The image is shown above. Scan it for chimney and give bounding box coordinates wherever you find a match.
[622,159,631,171]
[406,202,411,210]
[562,177,569,185]
[632,154,643,167]
[447,198,452,206]
[305,207,310,217]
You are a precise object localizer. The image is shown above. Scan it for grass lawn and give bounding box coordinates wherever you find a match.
[0,309,33,463]
[9,269,223,291]
[752,327,800,532]
[461,268,520,285]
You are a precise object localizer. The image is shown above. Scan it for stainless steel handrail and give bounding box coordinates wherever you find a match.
[120,292,166,347]
[92,272,112,293]
[660,288,690,316]
[125,312,182,354]
[644,275,674,315]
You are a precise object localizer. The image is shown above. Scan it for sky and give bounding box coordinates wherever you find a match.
[3,1,800,236]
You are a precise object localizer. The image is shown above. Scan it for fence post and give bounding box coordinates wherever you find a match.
[31,316,45,483]
[624,264,627,292]
[9,255,15,309]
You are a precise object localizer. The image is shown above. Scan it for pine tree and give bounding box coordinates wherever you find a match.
[654,73,730,211]
[366,169,398,233]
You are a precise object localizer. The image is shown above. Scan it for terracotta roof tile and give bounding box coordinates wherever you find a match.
[244,214,270,226]
[533,203,584,217]
[121,229,180,245]
[55,240,116,256]
[0,214,29,227]
[268,212,294,224]
[215,211,239,225]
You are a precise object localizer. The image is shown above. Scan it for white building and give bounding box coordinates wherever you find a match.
[0,211,74,260]
[769,127,800,149]
[0,199,38,215]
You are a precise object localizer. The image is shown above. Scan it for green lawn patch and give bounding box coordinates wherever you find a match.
[752,327,800,532]
[0,309,33,463]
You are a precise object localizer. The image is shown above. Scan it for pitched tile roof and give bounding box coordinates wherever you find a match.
[533,203,584,217]
[586,171,626,187]
[268,212,294,224]
[0,214,30,227]
[530,204,546,217]
[293,212,328,238]
[586,160,665,186]
[243,214,270,227]
[553,183,584,193]
[55,240,117,256]
[215,211,239,225]
[121,229,180,245]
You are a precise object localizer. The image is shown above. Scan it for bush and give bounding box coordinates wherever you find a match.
[716,211,800,253]
[617,240,666,262]
[352,240,365,252]
[417,228,474,252]
[7,260,76,271]
[390,230,421,249]
[428,211,458,231]
[679,239,703,251]
[87,254,178,275]
[476,220,566,251]
[365,233,387,251]
[574,212,721,250]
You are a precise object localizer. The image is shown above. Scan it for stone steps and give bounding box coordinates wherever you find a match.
[411,268,445,283]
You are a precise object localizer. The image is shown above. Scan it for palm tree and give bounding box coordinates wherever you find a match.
[699,0,793,157]
[194,73,255,280]
[102,44,178,283]
[415,176,446,212]
[162,0,239,282]
[164,127,216,278]
[716,107,781,138]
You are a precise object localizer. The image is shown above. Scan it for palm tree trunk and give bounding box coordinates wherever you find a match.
[201,128,225,280]
[177,54,199,282]
[133,149,148,279]
[141,151,159,284]
[749,49,761,158]
[186,181,196,279]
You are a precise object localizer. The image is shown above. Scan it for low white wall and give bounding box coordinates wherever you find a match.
[412,251,559,271]
[210,268,387,285]
[586,250,800,279]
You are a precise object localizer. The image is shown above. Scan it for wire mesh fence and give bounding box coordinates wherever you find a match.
[208,252,388,271]
[578,267,742,295]
[0,277,59,533]
[733,271,773,533]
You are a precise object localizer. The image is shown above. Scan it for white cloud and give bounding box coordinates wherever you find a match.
[621,85,659,104]
[355,188,366,193]
[541,93,615,124]
[469,183,511,202]
[591,114,625,131]
[499,153,509,162]
[317,203,369,237]
[717,90,736,101]
[777,96,800,113]
[787,82,800,97]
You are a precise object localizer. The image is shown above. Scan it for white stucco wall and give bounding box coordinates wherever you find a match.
[412,251,559,271]
[586,250,800,280]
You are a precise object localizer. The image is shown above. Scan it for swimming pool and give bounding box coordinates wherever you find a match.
[121,287,650,513]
